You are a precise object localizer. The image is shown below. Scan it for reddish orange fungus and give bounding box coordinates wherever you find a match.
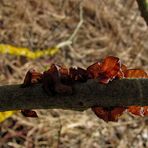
[21,110,38,117]
[22,56,148,122]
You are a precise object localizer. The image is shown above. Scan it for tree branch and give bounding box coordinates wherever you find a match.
[136,0,148,25]
[0,79,147,112]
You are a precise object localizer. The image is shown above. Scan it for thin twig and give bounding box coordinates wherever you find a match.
[56,4,84,48]
[136,0,148,25]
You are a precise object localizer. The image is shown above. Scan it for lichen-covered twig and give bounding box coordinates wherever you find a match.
[0,79,147,112]
[136,0,148,25]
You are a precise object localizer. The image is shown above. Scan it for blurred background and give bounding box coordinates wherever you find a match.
[0,0,148,147]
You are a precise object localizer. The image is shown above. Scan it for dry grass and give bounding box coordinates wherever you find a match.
[0,0,148,147]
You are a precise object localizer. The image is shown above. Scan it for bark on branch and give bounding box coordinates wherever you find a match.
[0,79,148,112]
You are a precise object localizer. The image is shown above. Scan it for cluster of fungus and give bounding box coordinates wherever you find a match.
[22,56,148,122]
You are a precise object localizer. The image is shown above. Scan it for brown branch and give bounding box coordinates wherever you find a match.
[136,0,148,25]
[0,79,148,112]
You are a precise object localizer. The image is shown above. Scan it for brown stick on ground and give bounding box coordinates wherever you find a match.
[0,79,147,112]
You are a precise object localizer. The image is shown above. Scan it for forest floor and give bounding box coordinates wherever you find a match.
[0,0,148,147]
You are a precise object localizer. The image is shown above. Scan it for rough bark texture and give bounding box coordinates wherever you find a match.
[0,79,147,111]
